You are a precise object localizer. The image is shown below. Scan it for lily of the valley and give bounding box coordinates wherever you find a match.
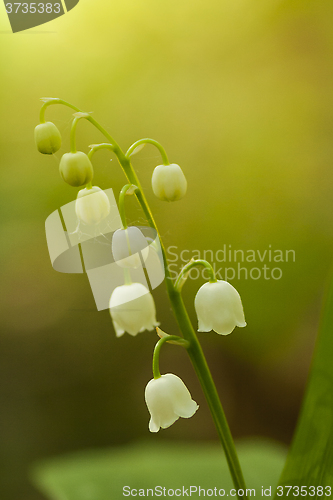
[59,151,93,187]
[75,186,111,225]
[109,282,159,337]
[194,280,246,335]
[151,163,187,202]
[34,121,61,155]
[112,227,149,268]
[145,373,198,432]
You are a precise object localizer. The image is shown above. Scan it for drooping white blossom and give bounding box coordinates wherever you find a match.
[194,280,246,335]
[75,186,110,225]
[112,227,149,268]
[109,282,159,337]
[145,373,198,432]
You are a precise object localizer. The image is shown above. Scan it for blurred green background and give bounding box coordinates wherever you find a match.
[1,0,333,498]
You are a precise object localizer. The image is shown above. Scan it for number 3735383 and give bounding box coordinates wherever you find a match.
[5,3,61,14]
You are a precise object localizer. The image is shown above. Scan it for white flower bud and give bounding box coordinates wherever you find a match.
[59,151,93,187]
[112,227,149,268]
[75,186,111,225]
[151,163,187,202]
[109,283,159,337]
[194,280,246,335]
[145,374,198,432]
[35,121,61,155]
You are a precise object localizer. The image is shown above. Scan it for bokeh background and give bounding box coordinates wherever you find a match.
[1,0,333,498]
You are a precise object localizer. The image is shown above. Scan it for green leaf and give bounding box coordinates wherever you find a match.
[31,440,286,500]
[274,278,333,498]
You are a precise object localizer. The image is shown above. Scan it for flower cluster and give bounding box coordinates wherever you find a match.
[35,106,246,435]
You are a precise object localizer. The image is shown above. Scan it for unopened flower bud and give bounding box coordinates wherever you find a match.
[112,227,149,268]
[59,152,93,187]
[145,374,198,432]
[194,280,246,336]
[34,122,61,155]
[152,163,187,202]
[75,186,110,225]
[109,282,159,337]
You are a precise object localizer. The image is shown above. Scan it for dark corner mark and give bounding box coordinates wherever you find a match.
[3,0,80,33]
[64,0,79,12]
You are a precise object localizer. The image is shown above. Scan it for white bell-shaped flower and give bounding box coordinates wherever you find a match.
[112,227,149,269]
[194,280,246,335]
[109,282,159,337]
[75,186,110,225]
[145,373,199,432]
[152,163,187,202]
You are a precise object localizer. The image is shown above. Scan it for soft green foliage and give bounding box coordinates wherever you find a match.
[32,440,286,500]
[274,275,333,497]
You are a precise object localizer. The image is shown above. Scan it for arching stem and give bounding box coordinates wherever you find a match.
[175,259,217,292]
[126,138,170,165]
[153,335,189,379]
[118,184,139,230]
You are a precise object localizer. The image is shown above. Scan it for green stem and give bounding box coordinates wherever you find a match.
[126,138,170,165]
[42,99,248,500]
[175,259,217,291]
[118,184,138,230]
[153,335,188,379]
[70,117,79,153]
[123,268,132,285]
[88,143,116,161]
[40,99,120,150]
[115,156,248,500]
[169,290,247,498]
[40,98,80,125]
